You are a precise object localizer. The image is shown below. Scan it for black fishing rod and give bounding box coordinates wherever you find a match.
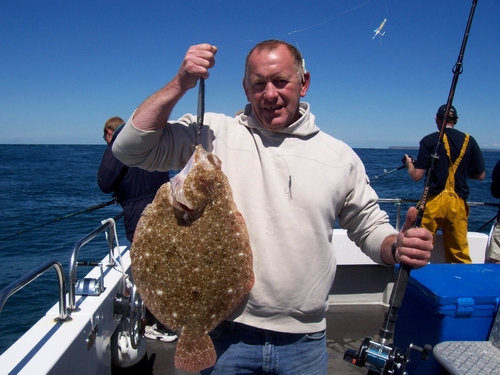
[468,200,500,233]
[0,198,117,241]
[383,0,479,341]
[344,1,479,373]
[369,165,406,185]
[369,157,415,185]
[476,214,498,232]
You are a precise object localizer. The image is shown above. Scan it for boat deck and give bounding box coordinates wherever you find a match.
[118,304,387,375]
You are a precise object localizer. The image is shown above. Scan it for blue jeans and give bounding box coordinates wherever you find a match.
[200,321,328,375]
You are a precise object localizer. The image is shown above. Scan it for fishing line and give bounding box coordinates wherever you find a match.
[216,0,382,50]
[199,1,390,193]
[0,198,118,241]
[279,0,376,39]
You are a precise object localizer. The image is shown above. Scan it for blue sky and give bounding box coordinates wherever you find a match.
[1,0,499,149]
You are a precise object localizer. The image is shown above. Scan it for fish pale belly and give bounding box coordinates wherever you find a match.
[131,164,254,372]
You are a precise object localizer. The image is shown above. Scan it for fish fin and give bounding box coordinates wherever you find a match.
[174,328,216,372]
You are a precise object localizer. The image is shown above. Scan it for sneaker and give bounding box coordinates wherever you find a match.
[144,324,178,342]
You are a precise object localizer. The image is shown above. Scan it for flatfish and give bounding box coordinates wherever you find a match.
[131,144,254,372]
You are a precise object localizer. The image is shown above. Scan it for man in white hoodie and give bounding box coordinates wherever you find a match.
[113,40,433,375]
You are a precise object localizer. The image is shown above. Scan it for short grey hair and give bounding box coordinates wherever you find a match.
[244,40,305,83]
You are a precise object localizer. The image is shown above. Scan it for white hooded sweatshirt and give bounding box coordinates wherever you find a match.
[113,102,397,333]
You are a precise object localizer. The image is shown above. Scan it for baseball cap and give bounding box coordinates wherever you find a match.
[436,104,458,119]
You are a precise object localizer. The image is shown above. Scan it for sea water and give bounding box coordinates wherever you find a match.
[0,144,499,355]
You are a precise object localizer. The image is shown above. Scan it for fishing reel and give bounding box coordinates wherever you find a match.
[401,155,415,166]
[343,337,431,375]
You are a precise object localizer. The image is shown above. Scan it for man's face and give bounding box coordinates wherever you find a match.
[243,45,309,132]
[103,128,113,145]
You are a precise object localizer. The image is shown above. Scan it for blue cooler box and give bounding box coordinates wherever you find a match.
[393,264,500,375]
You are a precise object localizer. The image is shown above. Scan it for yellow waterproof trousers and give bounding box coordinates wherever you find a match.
[421,191,471,263]
[420,133,472,264]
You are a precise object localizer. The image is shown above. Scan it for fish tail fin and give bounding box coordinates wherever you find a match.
[175,328,217,372]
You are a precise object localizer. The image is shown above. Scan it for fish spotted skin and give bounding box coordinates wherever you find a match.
[131,145,254,372]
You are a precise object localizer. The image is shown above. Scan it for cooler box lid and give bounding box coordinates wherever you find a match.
[405,264,500,316]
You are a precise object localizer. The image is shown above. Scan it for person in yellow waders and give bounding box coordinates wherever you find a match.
[403,104,486,263]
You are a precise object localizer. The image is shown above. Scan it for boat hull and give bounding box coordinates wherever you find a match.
[330,229,488,305]
[0,246,146,375]
[0,230,490,374]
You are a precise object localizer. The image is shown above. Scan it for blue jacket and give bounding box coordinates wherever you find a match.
[98,125,170,241]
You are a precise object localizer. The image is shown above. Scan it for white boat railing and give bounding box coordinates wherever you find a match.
[69,212,124,311]
[0,211,149,374]
[0,259,71,322]
[377,198,499,231]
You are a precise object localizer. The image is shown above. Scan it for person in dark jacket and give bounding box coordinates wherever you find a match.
[403,105,485,263]
[98,116,170,242]
[98,116,178,342]
[486,158,500,263]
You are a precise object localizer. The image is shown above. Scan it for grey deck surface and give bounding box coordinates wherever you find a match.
[145,304,387,375]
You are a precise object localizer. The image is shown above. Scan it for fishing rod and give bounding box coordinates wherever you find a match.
[369,156,415,185]
[0,198,118,241]
[470,200,500,232]
[369,165,405,185]
[345,1,479,373]
[476,214,498,232]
